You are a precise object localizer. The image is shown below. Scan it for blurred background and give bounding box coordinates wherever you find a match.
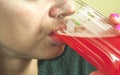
[82,0,120,17]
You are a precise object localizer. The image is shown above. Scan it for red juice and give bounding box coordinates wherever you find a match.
[55,33,120,75]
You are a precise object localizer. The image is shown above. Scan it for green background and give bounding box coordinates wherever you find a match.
[82,0,120,17]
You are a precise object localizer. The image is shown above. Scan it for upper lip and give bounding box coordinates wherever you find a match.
[47,21,67,45]
[48,17,69,35]
[55,21,67,33]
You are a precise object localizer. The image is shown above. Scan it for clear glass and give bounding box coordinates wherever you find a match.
[55,0,120,75]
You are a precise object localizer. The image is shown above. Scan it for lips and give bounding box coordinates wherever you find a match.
[49,32,65,45]
[55,22,67,32]
[48,22,67,45]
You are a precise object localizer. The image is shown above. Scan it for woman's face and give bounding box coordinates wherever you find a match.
[0,0,75,59]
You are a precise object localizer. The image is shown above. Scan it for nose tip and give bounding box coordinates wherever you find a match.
[61,0,76,15]
[64,4,76,15]
[49,0,75,18]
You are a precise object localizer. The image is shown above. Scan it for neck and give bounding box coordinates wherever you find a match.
[0,55,38,75]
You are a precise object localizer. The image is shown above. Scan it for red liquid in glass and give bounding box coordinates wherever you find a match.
[55,33,120,75]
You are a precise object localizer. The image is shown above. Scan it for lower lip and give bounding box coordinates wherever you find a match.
[49,32,65,45]
[48,22,66,45]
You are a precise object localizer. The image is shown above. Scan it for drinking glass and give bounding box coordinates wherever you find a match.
[55,0,120,75]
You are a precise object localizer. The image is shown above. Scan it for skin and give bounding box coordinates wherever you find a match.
[0,0,75,75]
[109,13,120,25]
[0,0,119,75]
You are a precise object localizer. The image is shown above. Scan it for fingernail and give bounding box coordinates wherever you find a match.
[111,13,119,17]
[115,24,120,30]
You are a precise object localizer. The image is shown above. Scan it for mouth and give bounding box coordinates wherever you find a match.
[48,22,67,45]
[48,31,65,45]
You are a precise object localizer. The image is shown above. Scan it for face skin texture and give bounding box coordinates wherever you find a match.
[0,0,75,75]
[0,0,75,59]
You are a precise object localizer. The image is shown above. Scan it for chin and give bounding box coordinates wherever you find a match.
[52,50,64,59]
[39,45,65,60]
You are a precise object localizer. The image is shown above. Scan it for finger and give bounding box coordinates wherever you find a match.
[109,13,120,25]
[114,24,120,31]
[90,71,105,75]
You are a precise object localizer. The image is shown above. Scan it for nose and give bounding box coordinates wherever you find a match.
[49,0,75,18]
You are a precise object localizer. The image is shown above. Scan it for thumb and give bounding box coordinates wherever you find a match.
[109,13,120,25]
[109,13,120,31]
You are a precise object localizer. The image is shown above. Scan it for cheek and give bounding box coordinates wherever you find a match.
[0,10,38,51]
[0,1,56,47]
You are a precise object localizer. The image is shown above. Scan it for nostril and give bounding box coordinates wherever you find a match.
[65,7,76,15]
[49,7,62,18]
[49,7,75,19]
[49,0,76,18]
